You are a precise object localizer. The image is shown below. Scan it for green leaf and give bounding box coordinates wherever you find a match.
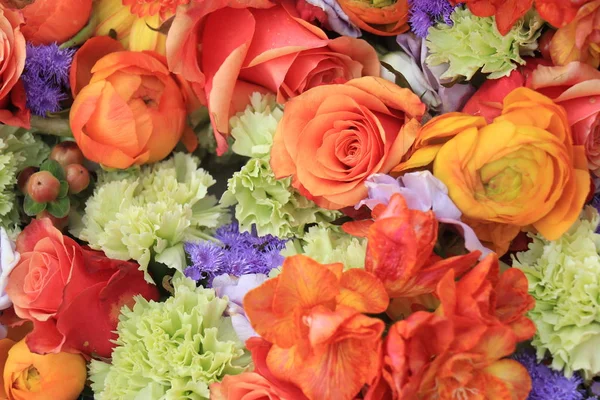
[23,195,46,216]
[47,197,70,218]
[40,159,65,181]
[58,181,69,198]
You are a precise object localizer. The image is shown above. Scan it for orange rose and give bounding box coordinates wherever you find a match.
[69,37,193,169]
[166,0,380,154]
[0,338,86,400]
[550,0,600,67]
[270,76,425,209]
[210,372,287,400]
[0,6,28,128]
[19,0,93,45]
[336,0,409,36]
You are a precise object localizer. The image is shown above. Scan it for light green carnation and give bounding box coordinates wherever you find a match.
[512,206,600,379]
[221,158,340,238]
[0,127,49,234]
[76,153,228,281]
[89,275,250,400]
[230,93,283,159]
[281,225,367,271]
[426,8,542,80]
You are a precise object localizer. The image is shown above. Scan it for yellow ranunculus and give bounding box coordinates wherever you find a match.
[393,88,590,254]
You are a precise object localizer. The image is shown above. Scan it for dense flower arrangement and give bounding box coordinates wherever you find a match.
[1,0,600,399]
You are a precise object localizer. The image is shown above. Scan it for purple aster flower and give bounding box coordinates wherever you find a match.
[408,0,457,38]
[22,43,74,117]
[513,348,589,400]
[183,241,225,283]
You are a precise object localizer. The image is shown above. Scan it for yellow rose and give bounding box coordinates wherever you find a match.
[393,88,590,252]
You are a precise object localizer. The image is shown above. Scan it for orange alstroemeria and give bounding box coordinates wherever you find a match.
[363,194,481,299]
[243,255,388,400]
[336,0,410,36]
[550,0,600,68]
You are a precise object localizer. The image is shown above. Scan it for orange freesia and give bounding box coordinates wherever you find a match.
[378,255,534,400]
[19,0,92,45]
[336,0,409,36]
[69,37,195,169]
[549,0,600,67]
[0,338,86,400]
[166,0,380,154]
[363,194,481,299]
[271,77,425,209]
[394,88,590,251]
[243,255,388,400]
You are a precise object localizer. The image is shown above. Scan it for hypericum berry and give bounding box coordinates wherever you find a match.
[26,171,61,203]
[65,164,90,194]
[36,210,69,231]
[17,166,38,193]
[49,141,84,167]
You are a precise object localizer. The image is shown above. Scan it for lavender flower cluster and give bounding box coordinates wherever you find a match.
[184,222,287,286]
[408,0,457,37]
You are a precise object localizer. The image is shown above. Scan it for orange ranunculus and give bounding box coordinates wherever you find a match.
[0,338,86,400]
[379,255,534,400]
[19,0,92,45]
[448,0,534,36]
[363,194,481,299]
[394,88,590,250]
[210,372,288,400]
[243,255,388,400]
[549,0,600,67]
[528,61,600,176]
[69,36,194,169]
[336,0,409,36]
[166,0,380,154]
[0,7,28,128]
[270,77,425,209]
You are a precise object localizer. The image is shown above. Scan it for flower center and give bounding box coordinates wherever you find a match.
[14,366,42,392]
[121,0,190,17]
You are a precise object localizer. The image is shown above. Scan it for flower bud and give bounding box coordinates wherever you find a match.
[26,171,61,203]
[49,141,84,167]
[65,164,90,194]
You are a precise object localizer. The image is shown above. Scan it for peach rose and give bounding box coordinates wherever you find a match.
[166,0,380,154]
[69,37,195,169]
[550,0,600,67]
[0,338,86,400]
[19,0,92,45]
[529,61,600,176]
[0,6,28,128]
[271,76,425,209]
[210,372,287,400]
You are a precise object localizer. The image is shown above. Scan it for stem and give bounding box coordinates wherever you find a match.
[59,14,99,49]
[30,116,73,137]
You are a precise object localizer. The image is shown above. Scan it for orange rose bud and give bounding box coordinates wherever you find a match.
[20,0,93,45]
[1,339,86,400]
[337,0,410,36]
[69,37,189,169]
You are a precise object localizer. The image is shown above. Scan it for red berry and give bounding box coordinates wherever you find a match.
[36,210,69,231]
[539,30,555,61]
[26,171,61,203]
[17,166,38,193]
[65,164,90,194]
[49,141,84,167]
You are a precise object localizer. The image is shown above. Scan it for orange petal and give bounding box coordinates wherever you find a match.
[337,269,389,314]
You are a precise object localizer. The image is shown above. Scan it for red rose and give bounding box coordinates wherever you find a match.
[5,219,159,357]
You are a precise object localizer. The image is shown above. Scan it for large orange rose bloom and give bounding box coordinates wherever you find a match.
[394,88,589,251]
[0,338,86,400]
[550,0,600,67]
[336,0,409,36]
[0,6,28,128]
[166,0,380,154]
[69,37,189,169]
[19,0,92,45]
[271,76,425,209]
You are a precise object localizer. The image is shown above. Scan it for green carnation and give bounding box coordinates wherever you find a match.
[426,8,542,80]
[513,207,600,379]
[89,275,250,400]
[76,153,228,281]
[220,158,340,238]
[230,93,283,159]
[281,225,367,271]
[0,127,49,235]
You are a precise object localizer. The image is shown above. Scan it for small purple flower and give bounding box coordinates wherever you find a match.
[408,0,457,38]
[183,241,225,282]
[22,43,75,117]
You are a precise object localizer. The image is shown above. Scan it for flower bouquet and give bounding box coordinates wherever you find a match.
[0,0,600,399]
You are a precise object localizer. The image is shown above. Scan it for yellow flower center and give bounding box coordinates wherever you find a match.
[121,0,190,17]
[13,365,42,392]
